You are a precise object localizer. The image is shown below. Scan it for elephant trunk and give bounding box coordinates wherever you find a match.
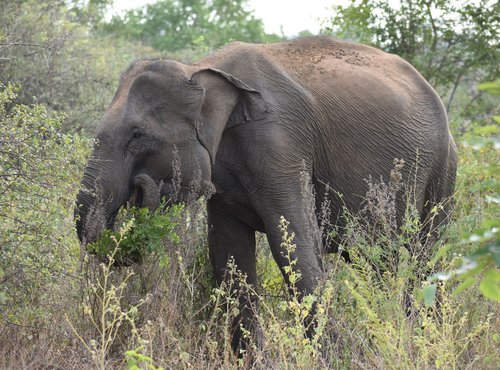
[75,177,112,245]
[75,186,96,244]
[75,164,162,245]
[75,153,130,245]
[75,189,117,245]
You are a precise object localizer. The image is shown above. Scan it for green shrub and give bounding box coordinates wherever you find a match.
[0,83,90,328]
[424,81,499,305]
[87,205,183,265]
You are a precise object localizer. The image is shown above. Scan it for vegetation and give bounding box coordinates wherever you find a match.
[0,0,498,368]
[0,0,159,133]
[104,0,283,52]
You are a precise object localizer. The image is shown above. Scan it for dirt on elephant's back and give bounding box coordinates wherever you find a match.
[264,37,379,83]
[196,36,388,85]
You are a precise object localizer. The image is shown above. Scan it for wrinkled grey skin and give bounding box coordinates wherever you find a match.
[75,36,457,351]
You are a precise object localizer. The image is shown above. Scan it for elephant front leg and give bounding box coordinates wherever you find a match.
[265,211,323,292]
[260,184,324,338]
[207,197,259,355]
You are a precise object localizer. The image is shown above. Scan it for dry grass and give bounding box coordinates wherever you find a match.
[0,159,497,369]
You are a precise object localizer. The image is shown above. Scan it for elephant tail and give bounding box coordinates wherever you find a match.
[419,136,458,244]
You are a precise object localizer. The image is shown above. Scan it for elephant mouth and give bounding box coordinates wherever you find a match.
[127,173,207,212]
[128,185,145,209]
[127,174,180,212]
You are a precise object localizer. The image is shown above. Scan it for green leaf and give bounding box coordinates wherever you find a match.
[478,81,500,96]
[422,284,437,307]
[471,124,500,136]
[430,243,452,266]
[479,268,500,301]
[452,277,475,296]
[455,259,487,281]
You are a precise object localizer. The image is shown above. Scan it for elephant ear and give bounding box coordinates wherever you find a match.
[201,68,267,125]
[191,68,267,163]
[126,61,204,127]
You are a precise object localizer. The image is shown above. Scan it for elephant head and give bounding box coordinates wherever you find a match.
[75,59,265,245]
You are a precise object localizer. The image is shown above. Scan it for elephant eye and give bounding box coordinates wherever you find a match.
[131,129,144,140]
[127,129,147,151]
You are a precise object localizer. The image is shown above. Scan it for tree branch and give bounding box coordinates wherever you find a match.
[425,1,438,53]
[446,70,465,114]
[0,42,52,51]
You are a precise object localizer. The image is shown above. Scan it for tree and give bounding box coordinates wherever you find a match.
[104,0,282,52]
[323,0,499,113]
[68,0,115,28]
[0,0,157,132]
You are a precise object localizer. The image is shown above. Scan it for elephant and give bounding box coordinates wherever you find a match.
[75,36,457,352]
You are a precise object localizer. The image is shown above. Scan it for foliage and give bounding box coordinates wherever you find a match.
[423,81,499,305]
[66,226,149,370]
[479,80,500,124]
[0,0,158,132]
[103,0,282,52]
[87,204,183,265]
[323,0,500,113]
[0,83,90,326]
[423,218,499,305]
[67,0,115,28]
[125,349,165,370]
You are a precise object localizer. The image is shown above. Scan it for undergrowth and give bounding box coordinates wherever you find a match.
[0,84,498,369]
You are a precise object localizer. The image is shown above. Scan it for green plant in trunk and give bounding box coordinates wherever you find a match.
[87,204,183,265]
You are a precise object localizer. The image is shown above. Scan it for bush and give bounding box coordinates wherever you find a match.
[0,83,91,362]
[424,81,499,305]
[87,205,184,265]
[52,157,497,369]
